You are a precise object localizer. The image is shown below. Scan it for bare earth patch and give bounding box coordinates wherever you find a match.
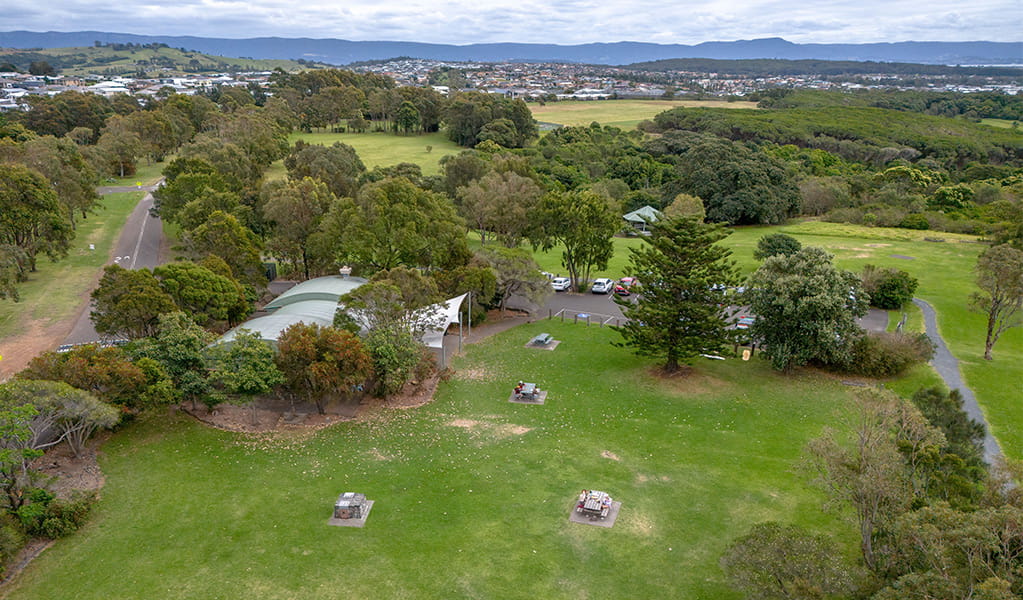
[447,418,531,439]
[0,320,71,380]
[649,366,731,395]
[601,450,621,461]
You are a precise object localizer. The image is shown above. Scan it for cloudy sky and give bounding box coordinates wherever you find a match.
[5,0,1020,45]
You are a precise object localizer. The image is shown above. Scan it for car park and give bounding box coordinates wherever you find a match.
[551,277,571,291]
[591,278,614,294]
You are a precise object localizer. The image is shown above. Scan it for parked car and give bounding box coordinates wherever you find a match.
[616,277,640,296]
[735,315,756,330]
[591,278,614,294]
[551,277,572,291]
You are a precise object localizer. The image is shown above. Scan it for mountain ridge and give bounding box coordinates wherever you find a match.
[1,31,1020,66]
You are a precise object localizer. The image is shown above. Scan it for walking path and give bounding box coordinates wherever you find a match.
[913,298,1003,465]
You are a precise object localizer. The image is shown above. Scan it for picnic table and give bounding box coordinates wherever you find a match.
[518,382,537,400]
[530,333,553,346]
[576,490,612,519]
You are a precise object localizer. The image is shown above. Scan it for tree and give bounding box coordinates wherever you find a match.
[275,323,373,414]
[19,135,101,229]
[746,246,868,371]
[0,245,29,301]
[283,141,365,200]
[753,233,802,261]
[181,211,265,289]
[0,380,118,459]
[153,261,250,327]
[95,124,142,177]
[0,163,74,272]
[720,522,854,600]
[529,190,619,292]
[613,217,739,373]
[19,345,147,409]
[313,177,468,272]
[90,265,178,339]
[341,269,443,396]
[130,312,215,410]
[861,264,919,309]
[662,193,705,221]
[395,101,421,135]
[457,171,543,247]
[969,244,1023,360]
[261,177,335,280]
[802,389,929,573]
[0,388,44,509]
[210,329,284,424]
[479,247,551,314]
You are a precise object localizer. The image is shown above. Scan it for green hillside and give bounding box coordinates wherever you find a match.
[0,43,322,76]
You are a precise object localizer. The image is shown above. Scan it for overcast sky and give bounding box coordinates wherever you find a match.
[5,0,1021,45]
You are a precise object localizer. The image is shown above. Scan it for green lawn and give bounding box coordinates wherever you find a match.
[271,131,463,178]
[5,322,858,599]
[495,220,1020,457]
[531,99,759,128]
[0,191,144,341]
[980,118,1021,129]
[107,162,165,187]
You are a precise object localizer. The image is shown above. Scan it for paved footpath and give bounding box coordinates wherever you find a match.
[913,298,1003,465]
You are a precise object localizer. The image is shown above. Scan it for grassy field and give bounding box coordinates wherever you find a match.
[980,118,1021,129]
[496,220,1020,457]
[0,46,310,77]
[268,131,464,180]
[0,191,143,341]
[107,161,165,187]
[5,321,860,599]
[530,99,759,129]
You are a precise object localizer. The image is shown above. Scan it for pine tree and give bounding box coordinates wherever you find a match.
[614,216,739,373]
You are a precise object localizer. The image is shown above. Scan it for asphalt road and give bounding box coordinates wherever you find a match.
[62,184,165,346]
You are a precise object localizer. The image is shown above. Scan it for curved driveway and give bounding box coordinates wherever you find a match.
[913,298,1002,465]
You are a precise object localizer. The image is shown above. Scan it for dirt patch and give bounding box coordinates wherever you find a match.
[30,434,108,498]
[601,450,621,461]
[649,366,730,395]
[447,417,531,439]
[454,367,494,381]
[0,320,72,380]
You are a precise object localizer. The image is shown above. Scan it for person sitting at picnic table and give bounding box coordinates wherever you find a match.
[578,490,588,508]
[514,382,524,395]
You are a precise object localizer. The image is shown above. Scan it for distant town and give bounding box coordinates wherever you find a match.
[2,56,1019,111]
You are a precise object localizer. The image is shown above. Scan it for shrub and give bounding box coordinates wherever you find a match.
[838,332,934,377]
[753,233,802,260]
[861,265,919,309]
[15,489,96,539]
[899,213,930,230]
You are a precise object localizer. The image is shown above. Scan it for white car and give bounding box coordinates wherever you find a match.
[551,277,572,291]
[591,278,614,294]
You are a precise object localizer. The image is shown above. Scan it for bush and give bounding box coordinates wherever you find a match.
[15,489,96,539]
[899,213,930,230]
[837,332,934,377]
[753,233,802,260]
[861,265,919,309]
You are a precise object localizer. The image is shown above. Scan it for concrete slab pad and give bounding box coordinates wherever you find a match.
[327,500,374,528]
[568,501,621,528]
[509,390,548,405]
[524,340,561,351]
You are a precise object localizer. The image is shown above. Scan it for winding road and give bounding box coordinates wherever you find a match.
[913,298,1003,465]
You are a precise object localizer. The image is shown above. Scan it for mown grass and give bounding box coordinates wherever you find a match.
[488,220,1019,457]
[107,162,165,187]
[272,130,463,178]
[0,191,144,341]
[5,322,859,599]
[980,118,1021,129]
[530,99,759,128]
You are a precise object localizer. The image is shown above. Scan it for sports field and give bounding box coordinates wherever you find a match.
[531,99,758,129]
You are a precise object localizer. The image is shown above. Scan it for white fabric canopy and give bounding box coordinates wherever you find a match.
[421,293,467,348]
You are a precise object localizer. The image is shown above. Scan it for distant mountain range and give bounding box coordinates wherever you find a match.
[1,31,1020,67]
